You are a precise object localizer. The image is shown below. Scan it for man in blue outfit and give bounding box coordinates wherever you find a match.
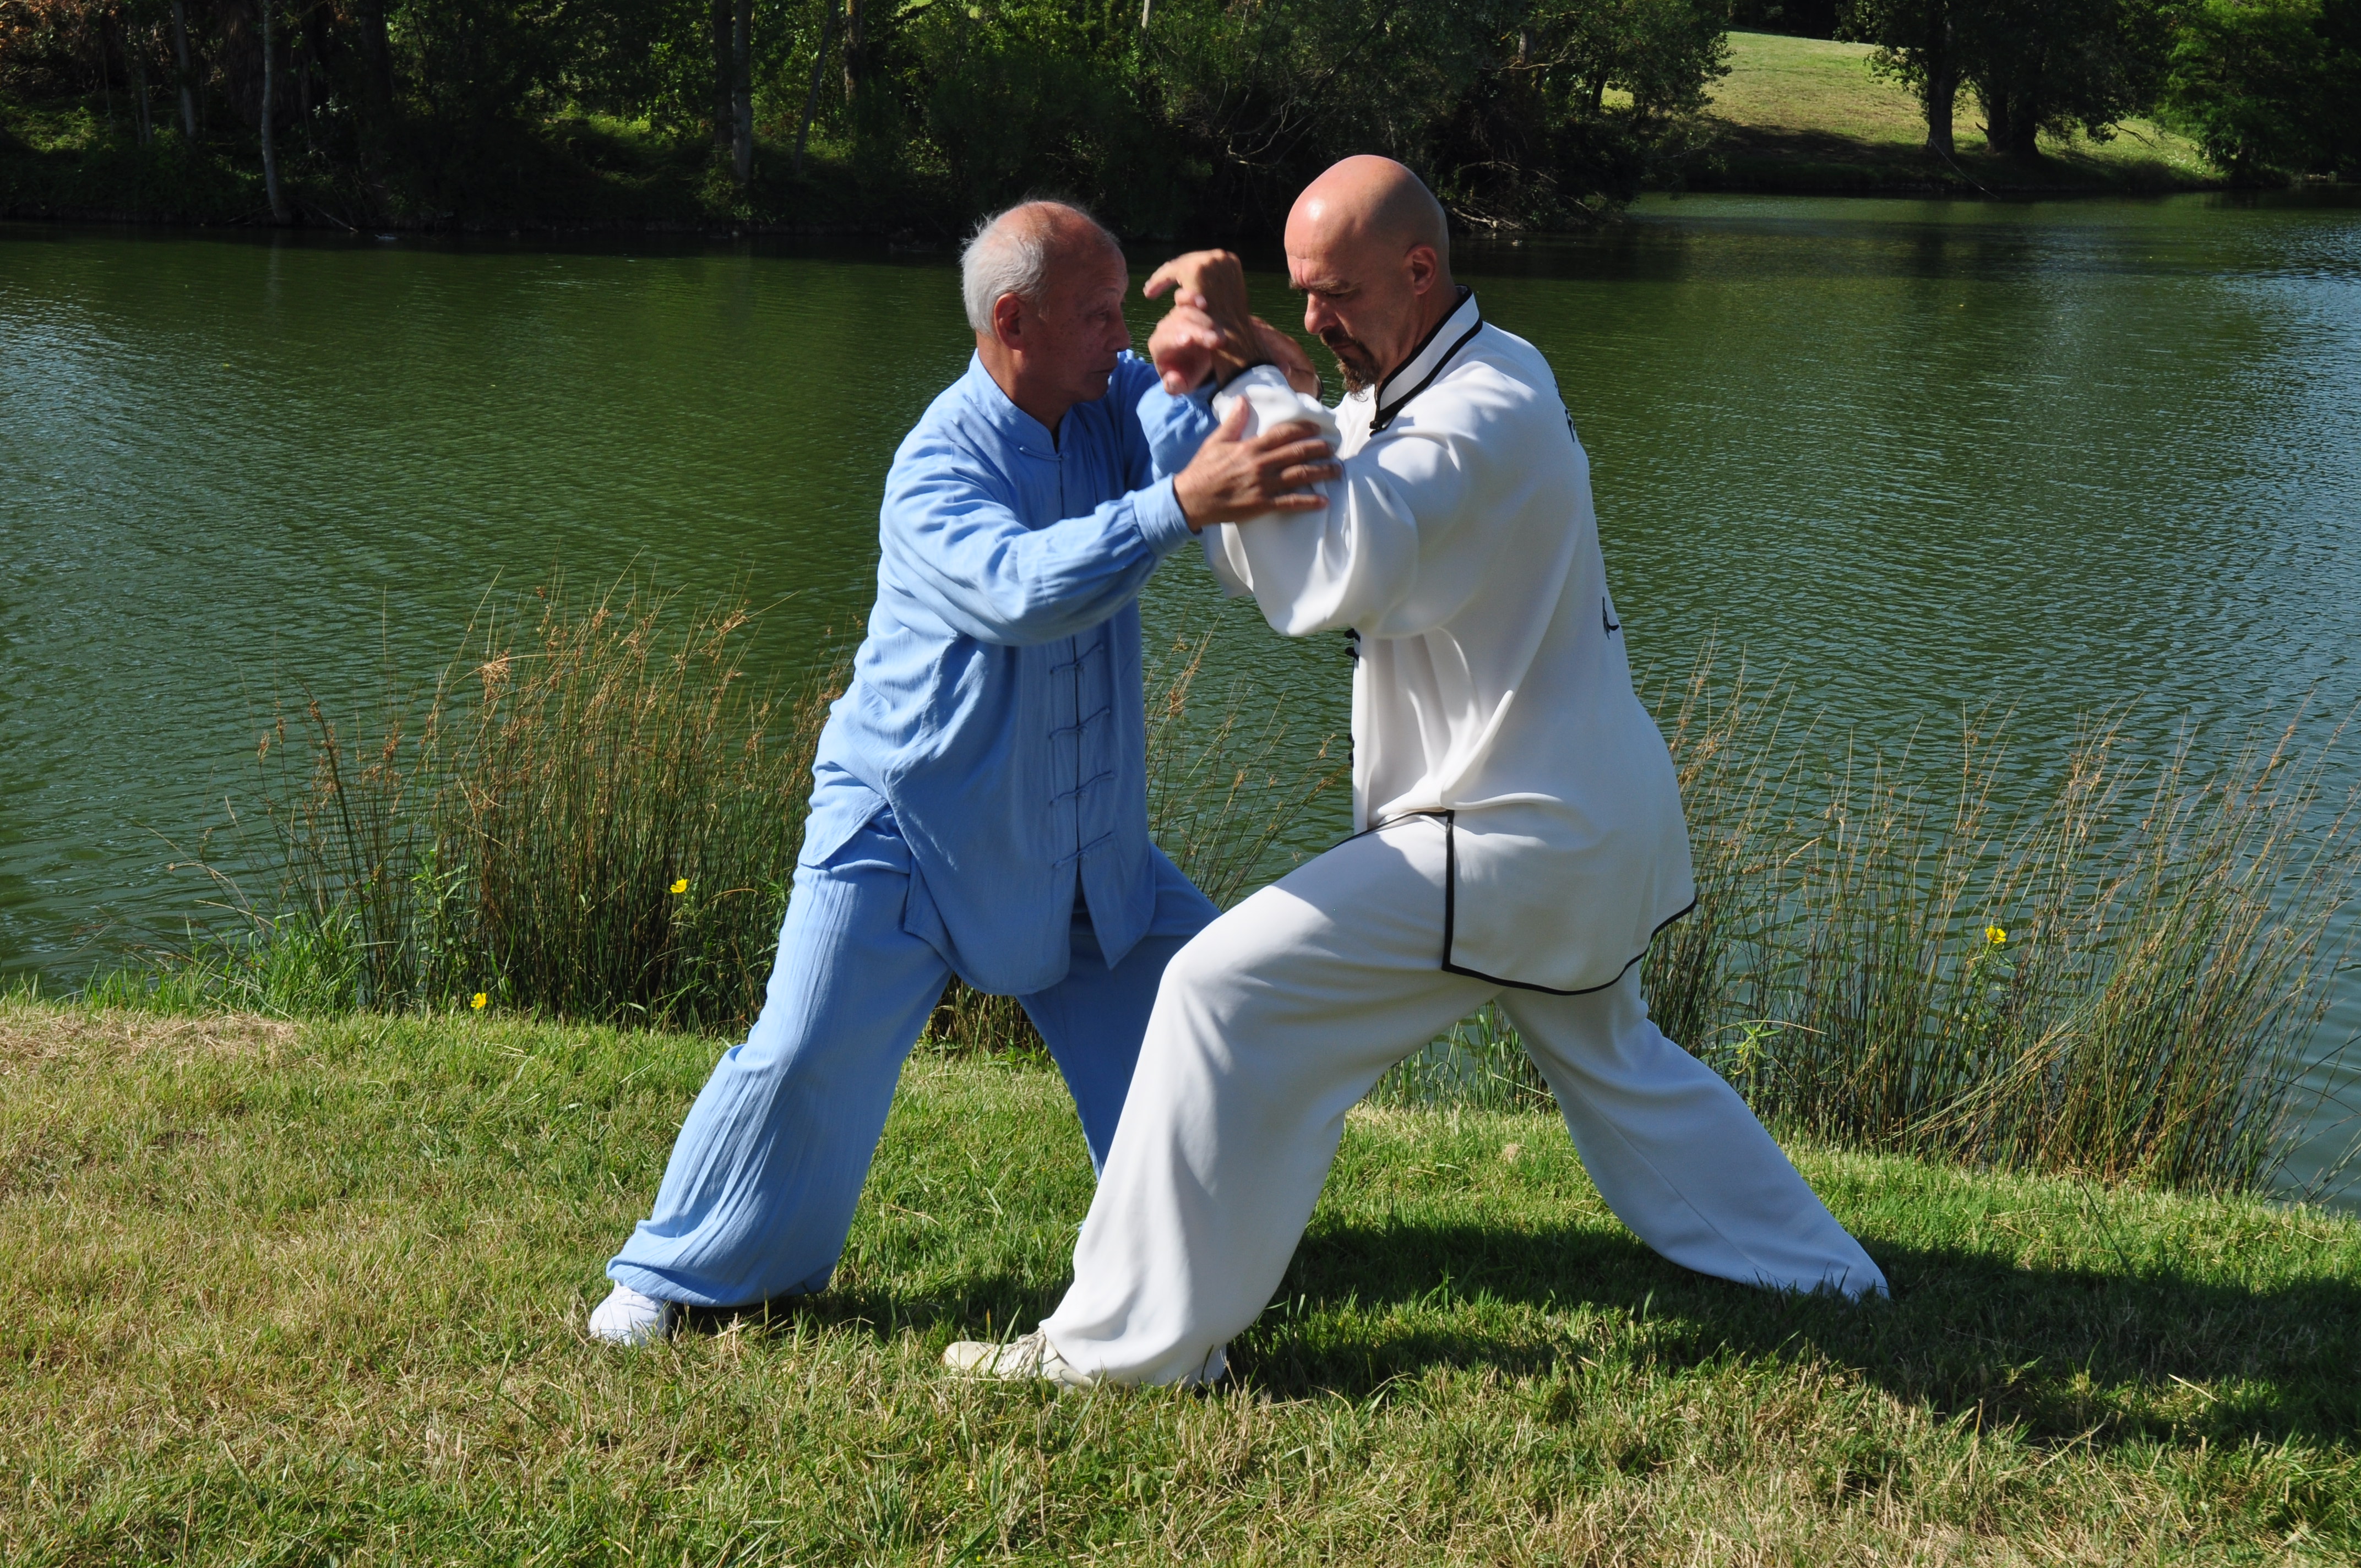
[587,200,1335,1343]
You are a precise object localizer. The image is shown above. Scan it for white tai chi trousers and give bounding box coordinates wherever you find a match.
[1039,817,1887,1386]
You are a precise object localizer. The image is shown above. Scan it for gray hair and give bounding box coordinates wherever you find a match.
[960,200,1121,335]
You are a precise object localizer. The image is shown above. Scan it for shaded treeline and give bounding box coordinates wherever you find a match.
[0,0,1734,232]
[102,582,2360,1196]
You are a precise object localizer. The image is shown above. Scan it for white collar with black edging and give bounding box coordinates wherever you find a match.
[1370,288,1482,434]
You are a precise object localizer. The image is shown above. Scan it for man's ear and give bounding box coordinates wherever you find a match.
[1404,244,1440,298]
[991,292,1026,351]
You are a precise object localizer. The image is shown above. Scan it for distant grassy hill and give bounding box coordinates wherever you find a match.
[1685,32,2219,194]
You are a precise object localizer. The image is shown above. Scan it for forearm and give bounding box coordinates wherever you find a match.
[884,479,1196,645]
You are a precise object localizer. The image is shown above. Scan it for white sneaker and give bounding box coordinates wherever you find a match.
[942,1329,1097,1389]
[587,1283,677,1346]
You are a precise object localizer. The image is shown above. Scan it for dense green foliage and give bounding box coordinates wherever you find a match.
[3,1,2345,220]
[6,1001,2360,1561]
[2162,0,2361,178]
[0,0,1739,231]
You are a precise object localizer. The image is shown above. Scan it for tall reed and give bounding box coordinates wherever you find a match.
[132,584,2354,1194]
[155,583,1344,1042]
[154,580,839,1029]
[1571,648,2352,1193]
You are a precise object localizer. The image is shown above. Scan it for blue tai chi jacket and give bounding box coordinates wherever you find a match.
[803,351,1207,996]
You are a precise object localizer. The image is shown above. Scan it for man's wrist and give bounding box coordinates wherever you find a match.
[1157,475,1199,543]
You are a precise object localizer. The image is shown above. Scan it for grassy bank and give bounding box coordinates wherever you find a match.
[1685,32,2219,194]
[5,998,2358,1562]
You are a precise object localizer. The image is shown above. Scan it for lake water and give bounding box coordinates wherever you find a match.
[5,193,2357,1183]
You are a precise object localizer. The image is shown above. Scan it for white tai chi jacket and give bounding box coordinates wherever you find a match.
[1191,290,1694,993]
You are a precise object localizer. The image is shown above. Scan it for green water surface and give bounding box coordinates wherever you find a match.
[4,194,2357,1174]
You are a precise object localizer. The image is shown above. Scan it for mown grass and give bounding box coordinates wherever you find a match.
[1688,32,2218,194]
[5,997,2359,1563]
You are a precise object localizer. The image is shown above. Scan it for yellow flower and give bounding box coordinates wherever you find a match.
[1985,925,2006,946]
[471,992,488,1011]
[670,877,690,895]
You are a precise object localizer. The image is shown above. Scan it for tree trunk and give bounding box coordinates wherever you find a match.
[712,0,733,154]
[2006,95,2042,165]
[99,18,116,129]
[354,0,393,165]
[1979,84,2009,154]
[793,0,836,175]
[131,26,153,146]
[1924,61,1956,156]
[261,0,287,223]
[169,0,198,141]
[731,0,754,186]
[1922,8,1956,157]
[843,0,866,106]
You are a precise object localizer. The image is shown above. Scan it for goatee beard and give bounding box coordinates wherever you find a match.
[1323,332,1381,394]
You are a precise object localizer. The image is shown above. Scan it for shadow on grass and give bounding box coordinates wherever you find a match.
[1241,1217,2361,1447]
[700,1215,2360,1452]
[1689,122,2212,195]
[677,1281,1069,1347]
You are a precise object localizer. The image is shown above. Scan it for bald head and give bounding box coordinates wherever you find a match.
[1288,155,1450,274]
[1283,157,1455,393]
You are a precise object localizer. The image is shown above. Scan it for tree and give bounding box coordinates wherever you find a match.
[729,0,750,183]
[2164,0,2361,178]
[1958,0,2165,165]
[708,0,727,154]
[793,0,836,175]
[123,4,154,143]
[259,0,286,221]
[1844,0,1966,154]
[167,0,194,137]
[0,0,1751,231]
[842,0,866,104]
[1430,0,1729,225]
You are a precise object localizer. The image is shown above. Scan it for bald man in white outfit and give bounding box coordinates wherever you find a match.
[947,157,1885,1389]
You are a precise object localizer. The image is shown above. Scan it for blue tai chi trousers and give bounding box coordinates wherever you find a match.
[607,806,1214,1309]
